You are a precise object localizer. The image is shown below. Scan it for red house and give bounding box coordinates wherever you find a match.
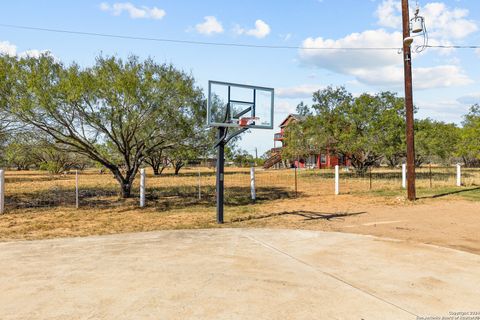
[264,114,350,169]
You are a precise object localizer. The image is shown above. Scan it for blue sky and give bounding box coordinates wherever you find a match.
[1,0,479,155]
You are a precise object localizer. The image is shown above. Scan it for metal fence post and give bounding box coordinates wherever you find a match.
[369,167,373,190]
[140,168,146,207]
[0,170,4,214]
[75,170,79,209]
[294,159,298,197]
[335,165,339,195]
[429,164,432,188]
[456,164,462,187]
[198,168,201,200]
[402,163,407,189]
[250,166,256,201]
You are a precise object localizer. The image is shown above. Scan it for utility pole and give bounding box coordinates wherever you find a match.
[402,0,416,201]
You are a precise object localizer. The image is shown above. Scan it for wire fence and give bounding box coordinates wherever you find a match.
[1,166,479,213]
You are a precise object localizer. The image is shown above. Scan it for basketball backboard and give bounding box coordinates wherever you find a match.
[207,81,274,129]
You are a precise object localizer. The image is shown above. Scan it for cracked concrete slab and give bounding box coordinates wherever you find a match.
[0,229,478,319]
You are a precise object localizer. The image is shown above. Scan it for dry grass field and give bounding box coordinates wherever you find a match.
[1,166,479,254]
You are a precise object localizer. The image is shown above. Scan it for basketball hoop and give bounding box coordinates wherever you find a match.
[239,117,259,127]
[207,80,275,224]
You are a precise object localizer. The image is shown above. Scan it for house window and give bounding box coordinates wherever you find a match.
[338,155,344,165]
[320,154,326,164]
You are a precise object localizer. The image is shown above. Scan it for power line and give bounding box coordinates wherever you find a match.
[1,23,478,51]
[0,23,400,51]
[426,44,480,49]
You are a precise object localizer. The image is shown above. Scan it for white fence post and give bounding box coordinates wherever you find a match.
[75,170,79,209]
[140,169,146,207]
[0,170,4,214]
[456,164,462,187]
[402,163,407,189]
[335,165,339,195]
[250,166,256,201]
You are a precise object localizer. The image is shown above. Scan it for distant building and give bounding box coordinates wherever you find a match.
[264,114,350,169]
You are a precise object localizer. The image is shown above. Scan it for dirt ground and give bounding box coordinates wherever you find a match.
[1,168,479,255]
[234,195,480,255]
[1,190,479,255]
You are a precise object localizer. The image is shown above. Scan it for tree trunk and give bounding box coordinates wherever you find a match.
[112,169,135,198]
[152,164,168,175]
[386,155,402,168]
[149,158,170,176]
[174,162,184,175]
[174,166,181,175]
[462,156,480,168]
[415,155,424,168]
[121,182,132,198]
[350,153,380,175]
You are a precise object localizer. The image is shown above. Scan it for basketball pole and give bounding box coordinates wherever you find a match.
[216,127,225,224]
[210,80,274,224]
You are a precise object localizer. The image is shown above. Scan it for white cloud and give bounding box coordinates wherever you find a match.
[277,84,323,99]
[352,64,472,89]
[100,2,166,20]
[376,0,402,29]
[299,28,472,89]
[414,65,472,89]
[0,41,17,56]
[0,41,52,59]
[423,3,477,40]
[457,93,480,105]
[300,29,403,74]
[235,20,271,38]
[276,100,297,114]
[195,16,223,35]
[416,99,470,123]
[375,0,477,40]
[99,2,110,11]
[280,33,292,41]
[299,1,476,90]
[19,49,52,59]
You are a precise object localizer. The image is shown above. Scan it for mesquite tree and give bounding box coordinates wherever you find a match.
[145,148,170,175]
[414,118,460,166]
[1,54,203,197]
[286,87,406,173]
[457,104,480,167]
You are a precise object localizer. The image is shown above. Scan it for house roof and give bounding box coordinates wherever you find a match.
[279,114,306,128]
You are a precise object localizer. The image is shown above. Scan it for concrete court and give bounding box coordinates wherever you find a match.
[0,229,479,320]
